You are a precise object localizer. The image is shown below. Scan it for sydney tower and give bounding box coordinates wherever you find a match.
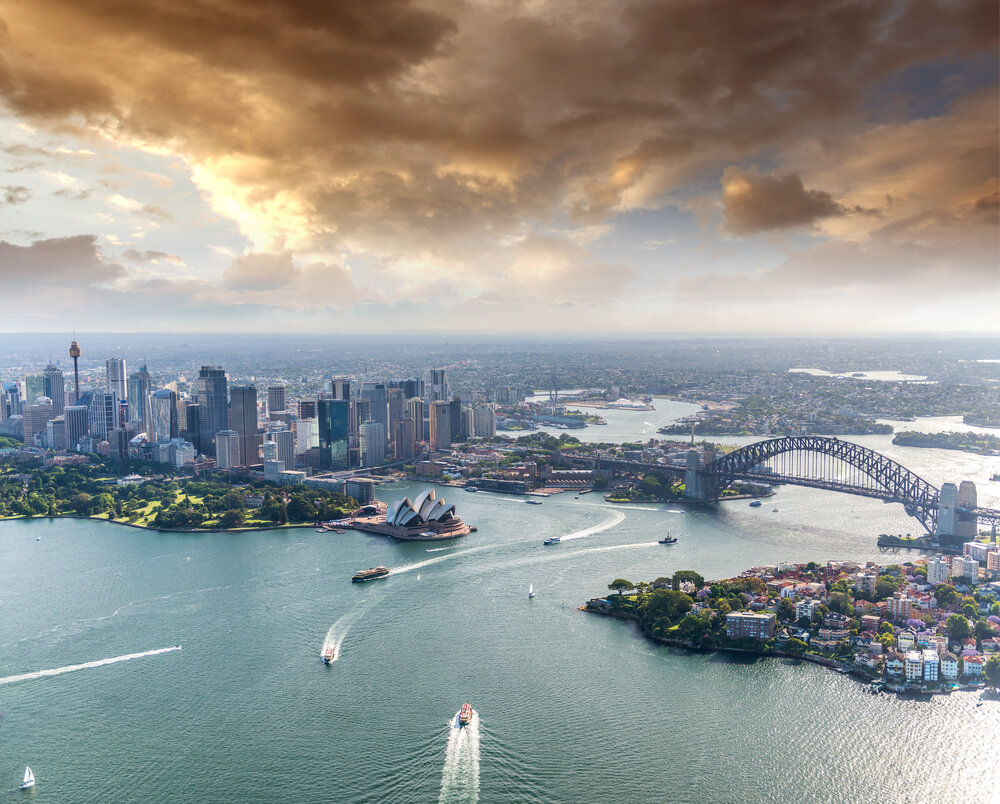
[69,338,81,403]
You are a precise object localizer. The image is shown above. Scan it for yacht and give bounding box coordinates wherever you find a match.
[528,584,535,599]
[20,766,35,790]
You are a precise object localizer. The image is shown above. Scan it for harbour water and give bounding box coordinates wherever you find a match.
[2,423,1000,801]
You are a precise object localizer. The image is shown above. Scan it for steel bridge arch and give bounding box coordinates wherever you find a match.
[702,436,940,532]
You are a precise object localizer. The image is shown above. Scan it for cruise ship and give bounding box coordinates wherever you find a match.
[352,566,390,583]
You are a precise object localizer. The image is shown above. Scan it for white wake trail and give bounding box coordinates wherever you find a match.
[558,509,625,541]
[392,545,494,575]
[439,710,480,804]
[322,605,374,660]
[0,645,181,687]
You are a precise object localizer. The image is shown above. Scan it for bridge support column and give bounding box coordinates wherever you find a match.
[684,450,705,500]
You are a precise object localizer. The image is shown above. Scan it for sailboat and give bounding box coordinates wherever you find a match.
[528,584,535,599]
[20,765,35,790]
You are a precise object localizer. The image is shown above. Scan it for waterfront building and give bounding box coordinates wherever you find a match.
[725,612,775,641]
[150,388,178,442]
[127,365,153,435]
[43,364,65,417]
[429,401,452,450]
[473,404,496,438]
[888,593,913,621]
[940,652,959,680]
[230,385,261,466]
[964,656,983,678]
[267,384,287,414]
[952,555,979,585]
[922,649,939,682]
[106,357,127,402]
[361,420,387,467]
[196,365,228,455]
[317,398,349,471]
[88,391,119,441]
[215,430,240,470]
[885,652,905,677]
[64,405,89,451]
[345,477,376,505]
[927,555,950,585]
[904,651,923,681]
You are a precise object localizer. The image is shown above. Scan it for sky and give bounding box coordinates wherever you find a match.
[0,0,997,334]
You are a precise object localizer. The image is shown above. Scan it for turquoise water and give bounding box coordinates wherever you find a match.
[2,482,998,802]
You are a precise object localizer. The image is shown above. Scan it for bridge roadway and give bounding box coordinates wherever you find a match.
[562,450,1000,531]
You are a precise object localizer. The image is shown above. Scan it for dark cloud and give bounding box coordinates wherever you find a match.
[0,235,126,284]
[720,168,844,235]
[1,184,30,204]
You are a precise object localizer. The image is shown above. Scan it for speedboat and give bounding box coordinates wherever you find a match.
[525,499,543,505]
[543,537,561,545]
[20,766,35,790]
[459,703,473,725]
[321,647,336,664]
[749,500,762,507]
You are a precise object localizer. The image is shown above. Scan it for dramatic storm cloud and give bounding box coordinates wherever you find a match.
[0,0,996,332]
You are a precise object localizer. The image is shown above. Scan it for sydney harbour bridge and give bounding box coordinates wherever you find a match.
[568,435,1000,543]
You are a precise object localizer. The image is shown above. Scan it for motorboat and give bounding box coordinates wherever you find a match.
[321,647,336,664]
[525,499,543,505]
[749,500,762,507]
[459,703,473,726]
[543,537,561,545]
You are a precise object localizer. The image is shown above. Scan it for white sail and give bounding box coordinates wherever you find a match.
[528,584,534,598]
[22,765,35,788]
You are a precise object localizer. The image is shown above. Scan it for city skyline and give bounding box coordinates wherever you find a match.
[0,0,997,334]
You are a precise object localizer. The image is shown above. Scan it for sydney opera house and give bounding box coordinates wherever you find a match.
[350,489,472,541]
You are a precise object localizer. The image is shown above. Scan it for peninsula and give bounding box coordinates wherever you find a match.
[585,557,1000,694]
[892,431,1000,456]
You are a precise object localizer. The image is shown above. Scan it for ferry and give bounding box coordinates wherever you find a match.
[543,536,561,545]
[459,703,473,726]
[658,535,678,544]
[352,566,390,583]
[749,500,762,507]
[321,647,336,664]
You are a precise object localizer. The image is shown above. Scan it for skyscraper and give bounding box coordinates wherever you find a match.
[23,398,53,447]
[43,363,65,417]
[429,401,451,450]
[449,397,462,440]
[473,404,496,438]
[215,430,240,470]
[267,384,287,414]
[394,417,416,460]
[361,420,386,467]
[2,382,22,420]
[46,417,66,450]
[317,398,349,471]
[106,357,127,402]
[196,365,228,455]
[230,385,260,466]
[24,375,44,405]
[388,387,404,453]
[328,376,351,400]
[430,368,450,402]
[88,391,119,440]
[64,405,89,451]
[406,397,426,442]
[150,388,178,442]
[127,365,152,435]
[270,428,295,471]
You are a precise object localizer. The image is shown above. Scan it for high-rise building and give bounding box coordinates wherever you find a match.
[46,417,66,450]
[387,387,404,453]
[215,430,240,470]
[230,385,260,466]
[394,417,416,460]
[2,382,22,420]
[150,388,178,442]
[473,404,496,438]
[127,365,152,435]
[270,428,295,471]
[267,384,287,414]
[361,382,389,432]
[361,420,387,467]
[296,418,317,455]
[106,357,127,402]
[262,440,278,462]
[328,377,351,400]
[406,397,426,441]
[25,375,45,404]
[449,397,463,440]
[298,398,317,420]
[23,398,54,447]
[430,368,450,402]
[43,363,65,417]
[927,555,950,586]
[64,405,89,451]
[196,365,228,455]
[317,398,349,471]
[88,391,119,441]
[429,401,451,450]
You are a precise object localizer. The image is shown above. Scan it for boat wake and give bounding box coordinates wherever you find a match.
[439,709,480,804]
[426,545,462,553]
[392,545,494,575]
[0,645,181,687]
[558,510,625,542]
[322,605,374,661]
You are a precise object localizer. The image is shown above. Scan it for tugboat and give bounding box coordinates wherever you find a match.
[658,534,678,544]
[543,537,561,545]
[321,646,336,664]
[352,566,390,583]
[459,703,473,726]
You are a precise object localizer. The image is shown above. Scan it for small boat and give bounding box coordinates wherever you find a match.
[528,583,535,599]
[316,528,326,533]
[459,703,473,726]
[525,499,543,505]
[352,566,390,582]
[772,508,779,512]
[543,537,561,545]
[35,536,41,541]
[465,486,479,492]
[321,647,336,664]
[749,500,762,507]
[334,529,346,534]
[20,766,35,790]
[658,535,678,544]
